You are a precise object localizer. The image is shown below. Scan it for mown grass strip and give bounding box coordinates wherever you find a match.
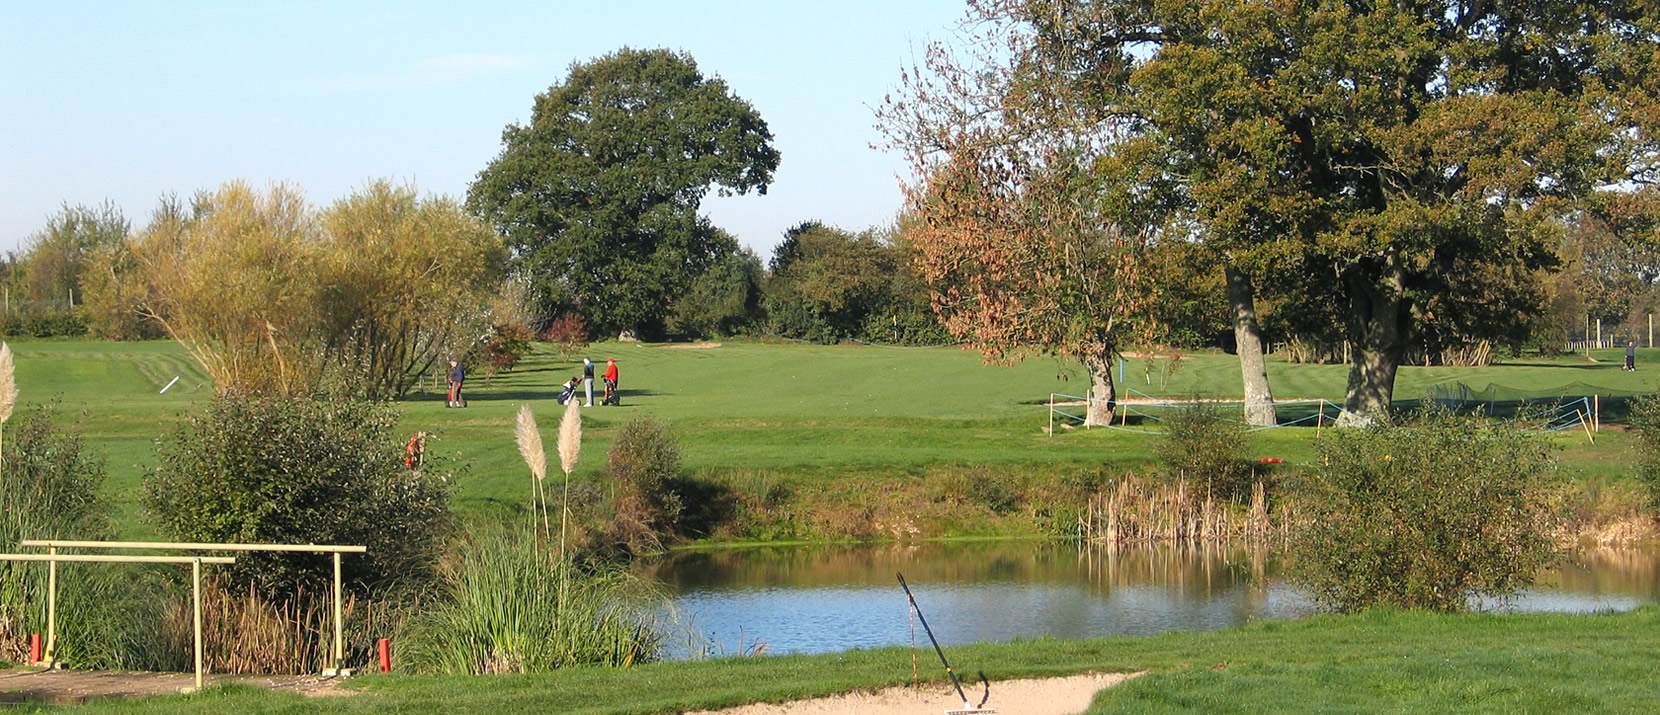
[64,606,1660,713]
[13,338,1657,535]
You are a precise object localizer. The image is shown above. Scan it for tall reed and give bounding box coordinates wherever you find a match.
[162,577,401,674]
[0,342,15,477]
[0,563,178,671]
[556,397,582,560]
[1078,474,1278,544]
[515,404,550,538]
[398,523,661,674]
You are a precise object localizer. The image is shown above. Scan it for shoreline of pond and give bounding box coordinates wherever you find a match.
[656,462,1660,550]
[640,541,1660,659]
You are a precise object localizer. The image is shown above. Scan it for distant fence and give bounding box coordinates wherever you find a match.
[1048,392,1352,434]
[1565,338,1639,351]
[1051,385,1611,436]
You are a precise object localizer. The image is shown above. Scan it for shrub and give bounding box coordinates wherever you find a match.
[1627,394,1660,509]
[1292,407,1560,613]
[475,322,535,380]
[860,308,951,346]
[603,417,685,553]
[541,314,589,360]
[0,308,89,338]
[0,405,109,542]
[143,396,452,598]
[0,406,178,669]
[1156,400,1256,501]
[399,523,663,674]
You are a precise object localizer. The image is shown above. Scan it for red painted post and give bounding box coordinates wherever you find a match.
[377,638,391,673]
[29,633,40,664]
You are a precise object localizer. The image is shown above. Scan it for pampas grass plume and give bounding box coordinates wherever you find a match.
[0,342,15,423]
[515,404,547,482]
[557,397,581,476]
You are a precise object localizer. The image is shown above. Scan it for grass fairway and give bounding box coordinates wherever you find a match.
[8,338,1657,533]
[63,606,1660,713]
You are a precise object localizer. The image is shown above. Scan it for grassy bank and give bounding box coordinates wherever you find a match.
[60,606,1660,712]
[7,338,1658,538]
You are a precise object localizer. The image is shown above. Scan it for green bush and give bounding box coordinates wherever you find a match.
[143,396,452,598]
[1292,407,1560,613]
[1156,399,1255,501]
[0,406,179,669]
[0,405,109,542]
[1627,394,1660,509]
[603,417,686,553]
[0,308,89,338]
[860,308,951,346]
[399,523,663,674]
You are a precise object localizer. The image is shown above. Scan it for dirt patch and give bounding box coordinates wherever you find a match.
[664,342,723,349]
[688,672,1141,715]
[0,668,356,704]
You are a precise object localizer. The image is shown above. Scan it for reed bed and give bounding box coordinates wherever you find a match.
[1078,474,1284,544]
[160,577,400,674]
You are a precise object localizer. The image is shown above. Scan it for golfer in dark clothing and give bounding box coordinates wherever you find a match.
[583,357,596,406]
[1627,341,1637,371]
[448,359,466,407]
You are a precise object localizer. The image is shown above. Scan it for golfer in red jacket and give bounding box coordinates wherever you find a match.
[603,358,619,405]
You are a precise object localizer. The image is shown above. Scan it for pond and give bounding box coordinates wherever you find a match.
[638,541,1660,659]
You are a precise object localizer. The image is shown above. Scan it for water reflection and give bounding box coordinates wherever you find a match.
[641,543,1660,658]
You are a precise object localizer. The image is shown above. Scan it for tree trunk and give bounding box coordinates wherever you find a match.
[1081,347,1117,427]
[1225,267,1277,426]
[1339,258,1407,426]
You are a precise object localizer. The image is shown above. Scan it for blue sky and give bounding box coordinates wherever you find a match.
[0,0,967,256]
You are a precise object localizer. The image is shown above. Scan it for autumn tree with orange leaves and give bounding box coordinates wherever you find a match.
[883,7,1171,427]
[910,153,1161,426]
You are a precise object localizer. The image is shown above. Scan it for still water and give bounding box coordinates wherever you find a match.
[638,541,1660,658]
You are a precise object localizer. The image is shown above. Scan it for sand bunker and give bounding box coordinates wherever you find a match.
[689,672,1141,715]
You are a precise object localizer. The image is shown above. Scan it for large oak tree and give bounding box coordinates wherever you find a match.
[889,0,1659,424]
[468,48,780,339]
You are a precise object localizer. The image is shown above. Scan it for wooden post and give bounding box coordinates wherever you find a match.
[193,557,203,690]
[45,546,56,665]
[1048,394,1054,436]
[332,552,344,673]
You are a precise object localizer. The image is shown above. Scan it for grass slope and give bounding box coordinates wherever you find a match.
[8,338,1656,532]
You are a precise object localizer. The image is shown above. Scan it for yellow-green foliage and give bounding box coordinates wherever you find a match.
[128,179,505,397]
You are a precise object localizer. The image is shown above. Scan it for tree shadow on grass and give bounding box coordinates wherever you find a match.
[412,388,664,405]
[1487,361,1621,370]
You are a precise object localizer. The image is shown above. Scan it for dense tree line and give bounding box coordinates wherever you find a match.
[9,26,1657,416]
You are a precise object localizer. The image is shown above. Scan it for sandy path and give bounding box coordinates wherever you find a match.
[0,669,353,704]
[688,672,1140,715]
